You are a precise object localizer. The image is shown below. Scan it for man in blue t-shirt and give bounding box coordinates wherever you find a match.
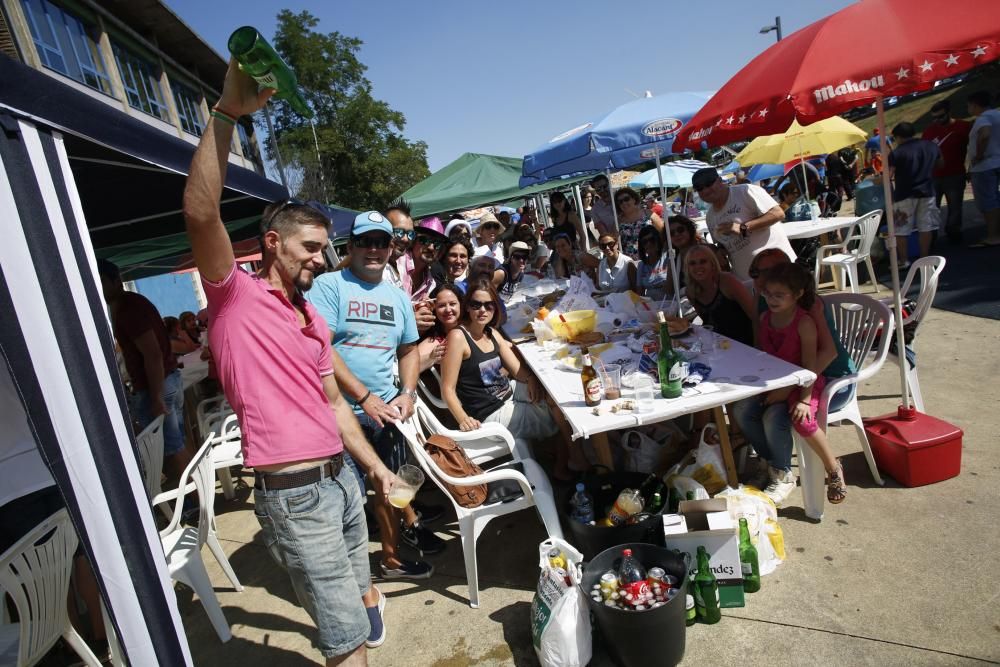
[888,122,943,267]
[308,211,444,645]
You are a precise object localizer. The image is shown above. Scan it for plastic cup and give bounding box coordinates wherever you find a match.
[634,373,655,413]
[600,363,622,400]
[700,325,718,361]
[388,464,424,509]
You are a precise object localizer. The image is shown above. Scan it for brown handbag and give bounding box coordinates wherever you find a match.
[423,434,488,508]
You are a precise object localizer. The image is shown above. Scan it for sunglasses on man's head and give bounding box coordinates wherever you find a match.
[263,198,306,231]
[468,299,495,311]
[416,234,442,247]
[352,234,391,249]
[392,229,416,241]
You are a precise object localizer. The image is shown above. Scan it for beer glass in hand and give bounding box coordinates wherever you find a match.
[388,464,424,508]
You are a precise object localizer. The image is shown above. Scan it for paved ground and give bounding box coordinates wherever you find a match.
[177,292,1000,666]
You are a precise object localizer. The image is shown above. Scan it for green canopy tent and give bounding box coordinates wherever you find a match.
[400,152,592,219]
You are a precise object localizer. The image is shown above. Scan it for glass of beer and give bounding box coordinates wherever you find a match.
[388,464,424,509]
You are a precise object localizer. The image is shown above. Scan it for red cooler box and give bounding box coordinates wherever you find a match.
[864,409,963,487]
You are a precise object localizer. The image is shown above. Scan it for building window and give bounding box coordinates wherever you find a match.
[112,42,167,119]
[20,0,112,94]
[172,82,204,136]
[236,122,256,161]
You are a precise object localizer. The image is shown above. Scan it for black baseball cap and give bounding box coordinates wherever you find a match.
[692,167,721,190]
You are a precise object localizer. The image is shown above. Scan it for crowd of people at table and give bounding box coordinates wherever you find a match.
[8,59,998,666]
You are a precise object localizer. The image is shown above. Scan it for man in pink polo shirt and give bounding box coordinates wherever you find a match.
[182,61,394,666]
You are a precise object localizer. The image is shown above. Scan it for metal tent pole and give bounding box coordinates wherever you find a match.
[654,142,682,303]
[572,183,590,251]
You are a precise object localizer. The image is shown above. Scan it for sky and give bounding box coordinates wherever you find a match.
[166,0,855,173]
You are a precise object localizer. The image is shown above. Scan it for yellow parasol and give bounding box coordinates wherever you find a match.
[734,116,867,166]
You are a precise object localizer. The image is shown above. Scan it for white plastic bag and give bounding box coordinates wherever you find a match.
[667,474,709,500]
[679,423,728,495]
[531,538,591,667]
[715,486,786,575]
[604,292,639,319]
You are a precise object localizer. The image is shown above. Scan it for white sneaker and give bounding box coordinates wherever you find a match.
[764,467,797,507]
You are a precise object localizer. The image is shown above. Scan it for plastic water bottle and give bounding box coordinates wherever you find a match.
[570,483,595,524]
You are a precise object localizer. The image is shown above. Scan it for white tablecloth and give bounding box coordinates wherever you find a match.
[178,351,209,390]
[782,216,859,240]
[519,328,815,440]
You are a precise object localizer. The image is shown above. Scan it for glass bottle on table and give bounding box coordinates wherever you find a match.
[580,347,602,407]
[657,312,683,398]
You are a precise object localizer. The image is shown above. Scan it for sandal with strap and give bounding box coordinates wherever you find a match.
[826,460,847,504]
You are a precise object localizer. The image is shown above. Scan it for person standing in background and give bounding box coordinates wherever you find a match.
[921,100,971,243]
[965,91,1000,248]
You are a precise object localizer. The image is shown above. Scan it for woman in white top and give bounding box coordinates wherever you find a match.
[596,234,634,292]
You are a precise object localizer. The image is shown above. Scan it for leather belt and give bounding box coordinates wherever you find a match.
[254,454,344,491]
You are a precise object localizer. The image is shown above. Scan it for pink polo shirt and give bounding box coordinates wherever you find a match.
[203,265,343,467]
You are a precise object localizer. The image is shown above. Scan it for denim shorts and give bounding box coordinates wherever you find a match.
[970,167,1000,212]
[253,463,371,657]
[134,369,185,455]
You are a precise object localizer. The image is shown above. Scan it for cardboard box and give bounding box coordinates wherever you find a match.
[662,499,745,608]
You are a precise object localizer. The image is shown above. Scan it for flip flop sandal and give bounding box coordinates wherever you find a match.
[826,460,847,504]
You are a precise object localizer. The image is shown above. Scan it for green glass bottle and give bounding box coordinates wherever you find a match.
[694,546,721,624]
[738,517,761,593]
[656,312,683,398]
[228,26,314,118]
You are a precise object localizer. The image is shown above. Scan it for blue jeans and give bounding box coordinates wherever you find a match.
[134,369,185,455]
[253,463,371,657]
[731,396,793,472]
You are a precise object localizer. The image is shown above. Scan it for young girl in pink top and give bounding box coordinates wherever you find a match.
[758,263,847,504]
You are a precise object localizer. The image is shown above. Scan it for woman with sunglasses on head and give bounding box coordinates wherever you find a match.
[440,279,580,480]
[614,186,664,260]
[548,191,584,246]
[683,244,755,347]
[635,225,675,301]
[549,233,599,281]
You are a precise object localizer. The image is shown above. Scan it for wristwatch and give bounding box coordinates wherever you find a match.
[399,388,418,401]
[739,222,749,238]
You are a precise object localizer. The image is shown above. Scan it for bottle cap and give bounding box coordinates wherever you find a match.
[576,483,585,492]
[622,548,633,557]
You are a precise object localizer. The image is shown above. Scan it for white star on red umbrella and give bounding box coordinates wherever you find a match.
[715,119,723,127]
[919,60,934,72]
[758,108,769,118]
[944,53,960,66]
[726,115,735,124]
[972,45,988,58]
[895,66,909,79]
[738,114,747,124]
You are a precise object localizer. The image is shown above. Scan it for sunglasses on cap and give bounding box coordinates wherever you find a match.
[468,299,495,311]
[416,234,443,247]
[392,229,416,241]
[352,234,391,249]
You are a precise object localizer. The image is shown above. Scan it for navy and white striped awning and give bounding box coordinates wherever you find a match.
[0,113,192,666]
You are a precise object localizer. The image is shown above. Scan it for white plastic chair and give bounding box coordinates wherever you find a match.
[396,417,562,608]
[417,368,450,411]
[0,509,102,667]
[814,210,882,293]
[414,398,528,465]
[135,415,167,516]
[203,410,243,500]
[195,394,229,441]
[159,438,235,642]
[881,256,946,412]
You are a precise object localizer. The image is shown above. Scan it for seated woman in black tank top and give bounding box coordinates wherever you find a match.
[682,244,756,347]
[439,279,584,480]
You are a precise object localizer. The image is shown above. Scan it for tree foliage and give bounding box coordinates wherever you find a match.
[263,10,429,209]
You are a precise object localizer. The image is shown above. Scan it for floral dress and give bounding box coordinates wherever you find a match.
[618,214,652,260]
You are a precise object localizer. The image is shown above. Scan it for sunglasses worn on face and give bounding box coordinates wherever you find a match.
[616,198,633,206]
[469,300,495,311]
[353,235,391,249]
[416,235,442,247]
[482,223,500,231]
[599,241,617,249]
[512,253,529,261]
[393,229,416,241]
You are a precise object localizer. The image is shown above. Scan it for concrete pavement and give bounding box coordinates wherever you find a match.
[179,300,1000,667]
